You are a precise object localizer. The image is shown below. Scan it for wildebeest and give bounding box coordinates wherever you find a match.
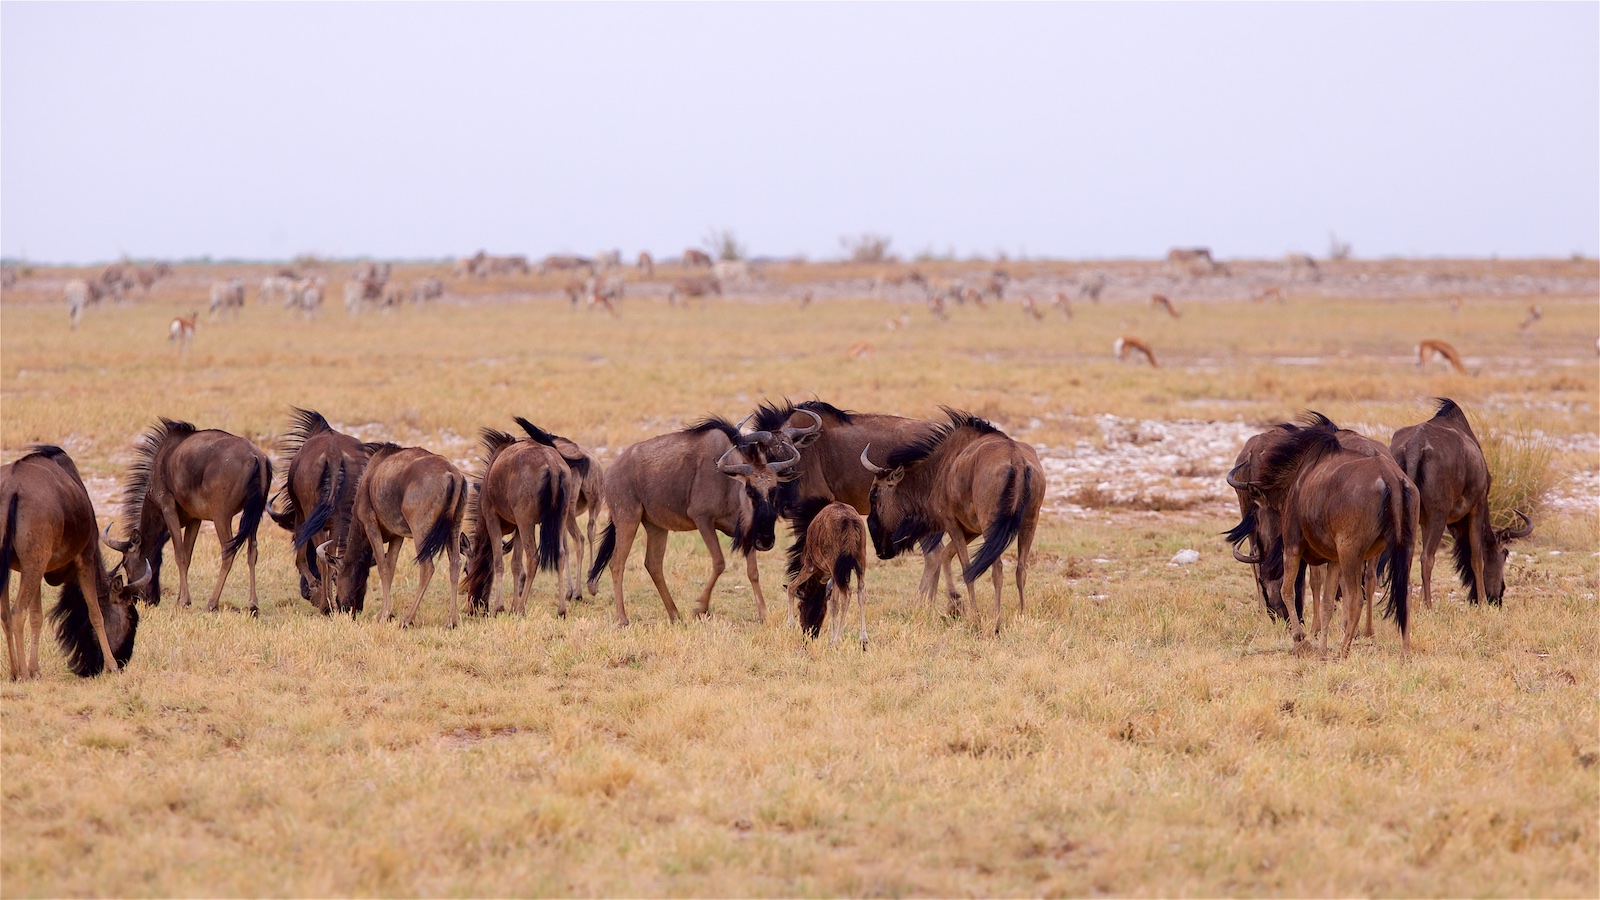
[858,408,1044,633]
[168,313,197,349]
[269,409,372,613]
[1227,412,1416,657]
[102,419,273,615]
[1390,398,1532,608]
[319,444,467,628]
[682,248,713,268]
[462,426,573,617]
[786,499,868,648]
[668,275,721,307]
[586,417,800,625]
[637,251,655,277]
[1417,338,1466,374]
[1,446,142,679]
[1114,336,1159,367]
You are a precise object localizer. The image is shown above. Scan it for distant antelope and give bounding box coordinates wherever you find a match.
[847,341,875,360]
[1114,336,1159,367]
[1150,294,1180,318]
[1019,294,1044,320]
[168,312,197,348]
[1518,304,1543,333]
[1052,291,1073,319]
[1416,339,1466,374]
[1251,286,1285,304]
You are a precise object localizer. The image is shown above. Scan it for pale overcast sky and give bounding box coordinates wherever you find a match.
[2,2,1596,264]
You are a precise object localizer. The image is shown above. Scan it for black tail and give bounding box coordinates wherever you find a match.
[0,494,17,604]
[415,477,459,565]
[225,456,270,559]
[49,568,139,677]
[964,468,1029,583]
[587,522,617,586]
[1376,481,1414,636]
[536,472,566,573]
[462,489,495,614]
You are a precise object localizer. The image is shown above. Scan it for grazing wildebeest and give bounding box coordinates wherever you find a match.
[209,279,245,319]
[1227,413,1416,657]
[744,400,957,608]
[412,277,444,304]
[319,444,467,628]
[1417,339,1466,374]
[786,499,869,649]
[667,275,721,307]
[1390,398,1533,608]
[462,427,572,617]
[637,251,655,277]
[859,408,1045,633]
[1114,336,1158,367]
[682,248,713,268]
[269,408,372,613]
[1150,294,1180,318]
[102,419,273,615]
[168,312,197,349]
[1,446,142,680]
[586,418,800,625]
[539,254,593,276]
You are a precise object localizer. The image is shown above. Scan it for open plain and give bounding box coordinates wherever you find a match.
[1,256,1597,896]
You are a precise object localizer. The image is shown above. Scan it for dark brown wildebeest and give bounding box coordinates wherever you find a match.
[319,444,467,628]
[682,248,713,268]
[586,418,801,626]
[786,499,869,649]
[637,251,655,277]
[268,408,371,613]
[745,400,957,608]
[668,275,720,307]
[462,425,573,617]
[1390,398,1532,608]
[1228,412,1416,657]
[1,446,143,680]
[859,408,1045,634]
[102,419,273,615]
[539,254,593,276]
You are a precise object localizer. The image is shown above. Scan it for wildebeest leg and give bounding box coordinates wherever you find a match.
[1417,514,1446,609]
[608,518,642,626]
[691,521,726,620]
[744,552,768,624]
[400,553,434,629]
[205,517,239,613]
[74,561,120,672]
[376,537,402,621]
[641,522,681,624]
[175,518,202,607]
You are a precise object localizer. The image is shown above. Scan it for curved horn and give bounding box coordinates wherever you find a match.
[1233,546,1260,565]
[716,445,754,477]
[782,408,822,440]
[1501,510,1534,539]
[766,439,801,474]
[126,559,153,590]
[100,521,131,552]
[859,444,888,475]
[1225,460,1252,491]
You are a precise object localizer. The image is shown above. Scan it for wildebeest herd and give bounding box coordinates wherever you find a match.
[0,396,1530,680]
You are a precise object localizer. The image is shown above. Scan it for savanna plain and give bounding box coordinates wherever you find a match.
[1,256,1597,897]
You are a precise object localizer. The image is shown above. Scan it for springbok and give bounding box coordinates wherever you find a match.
[102,419,273,615]
[586,418,801,625]
[1417,339,1466,374]
[1150,294,1180,318]
[320,444,468,628]
[786,500,869,649]
[269,408,371,613]
[462,427,572,617]
[1390,398,1533,608]
[168,313,197,349]
[1114,336,1159,367]
[859,408,1044,633]
[1227,412,1416,658]
[2,446,143,679]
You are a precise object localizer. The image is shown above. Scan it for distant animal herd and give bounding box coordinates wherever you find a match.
[1,393,1531,681]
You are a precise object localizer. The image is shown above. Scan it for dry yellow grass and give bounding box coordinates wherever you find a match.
[1,259,1596,896]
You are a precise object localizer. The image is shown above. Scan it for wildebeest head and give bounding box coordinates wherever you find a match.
[718,439,800,554]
